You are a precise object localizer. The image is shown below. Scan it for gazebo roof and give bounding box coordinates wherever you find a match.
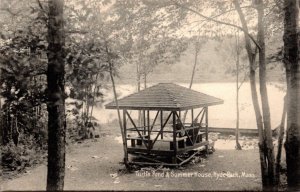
[105,83,223,110]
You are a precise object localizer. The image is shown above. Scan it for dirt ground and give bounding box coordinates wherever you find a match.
[1,124,262,191]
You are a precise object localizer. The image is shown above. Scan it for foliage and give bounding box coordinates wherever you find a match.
[108,0,191,87]
[0,0,48,146]
[0,1,289,188]
[0,0,113,148]
[1,136,46,173]
[0,0,112,173]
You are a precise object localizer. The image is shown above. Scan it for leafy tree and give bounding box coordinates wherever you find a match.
[0,0,120,179]
[0,0,48,147]
[47,0,113,140]
[110,0,190,88]
[107,0,190,129]
[171,0,284,190]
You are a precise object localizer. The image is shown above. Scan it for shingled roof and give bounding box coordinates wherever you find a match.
[105,83,223,110]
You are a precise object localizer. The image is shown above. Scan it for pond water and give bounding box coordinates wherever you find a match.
[94,82,285,129]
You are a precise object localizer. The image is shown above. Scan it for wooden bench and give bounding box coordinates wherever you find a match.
[160,136,187,150]
[129,135,151,147]
[197,131,206,143]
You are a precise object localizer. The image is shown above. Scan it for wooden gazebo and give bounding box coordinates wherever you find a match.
[105,83,223,166]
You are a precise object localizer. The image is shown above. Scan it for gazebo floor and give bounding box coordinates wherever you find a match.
[127,141,208,166]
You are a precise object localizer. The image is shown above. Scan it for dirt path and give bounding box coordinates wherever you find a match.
[1,132,262,191]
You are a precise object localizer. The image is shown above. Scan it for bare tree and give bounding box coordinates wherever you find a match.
[234,30,242,150]
[283,0,300,190]
[105,43,129,169]
[182,36,201,123]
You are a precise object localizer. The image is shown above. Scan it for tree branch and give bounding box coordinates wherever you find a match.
[210,5,253,20]
[36,0,46,13]
[238,72,248,90]
[65,30,89,34]
[173,2,261,50]
[188,5,253,26]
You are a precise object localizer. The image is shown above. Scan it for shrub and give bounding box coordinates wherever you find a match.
[1,134,46,173]
[1,142,26,171]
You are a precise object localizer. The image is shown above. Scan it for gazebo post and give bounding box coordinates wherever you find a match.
[123,110,128,165]
[191,109,194,126]
[147,110,150,147]
[160,110,163,139]
[143,110,146,135]
[172,111,177,164]
[191,109,195,143]
[205,107,209,153]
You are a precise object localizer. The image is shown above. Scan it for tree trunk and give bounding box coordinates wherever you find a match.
[183,41,199,123]
[12,116,19,146]
[137,62,142,126]
[2,103,9,145]
[275,95,287,186]
[283,0,300,190]
[0,65,2,145]
[235,31,242,150]
[257,1,275,189]
[46,0,66,191]
[89,74,99,123]
[86,86,90,119]
[106,44,129,169]
[144,73,147,89]
[234,0,269,189]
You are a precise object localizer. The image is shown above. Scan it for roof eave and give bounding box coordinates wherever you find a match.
[105,100,224,111]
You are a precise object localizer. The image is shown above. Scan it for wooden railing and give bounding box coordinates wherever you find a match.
[127,124,206,151]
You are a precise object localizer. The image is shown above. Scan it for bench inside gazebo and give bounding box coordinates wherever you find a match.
[105,83,223,166]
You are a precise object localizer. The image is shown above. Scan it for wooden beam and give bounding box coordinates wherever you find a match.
[174,112,194,145]
[105,101,224,111]
[172,111,177,163]
[200,108,206,125]
[195,108,205,123]
[205,107,209,153]
[135,154,164,163]
[128,141,209,156]
[162,112,172,128]
[150,111,160,132]
[127,128,173,133]
[123,110,128,163]
[128,161,179,167]
[176,156,184,162]
[143,110,146,135]
[179,150,201,166]
[160,110,163,139]
[199,127,259,136]
[191,109,194,126]
[147,110,150,150]
[127,148,174,156]
[151,114,164,148]
[179,110,181,120]
[126,111,149,148]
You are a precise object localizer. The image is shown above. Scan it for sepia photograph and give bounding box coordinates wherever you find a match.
[0,0,299,191]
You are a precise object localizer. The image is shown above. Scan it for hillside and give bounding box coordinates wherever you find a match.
[117,37,284,84]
